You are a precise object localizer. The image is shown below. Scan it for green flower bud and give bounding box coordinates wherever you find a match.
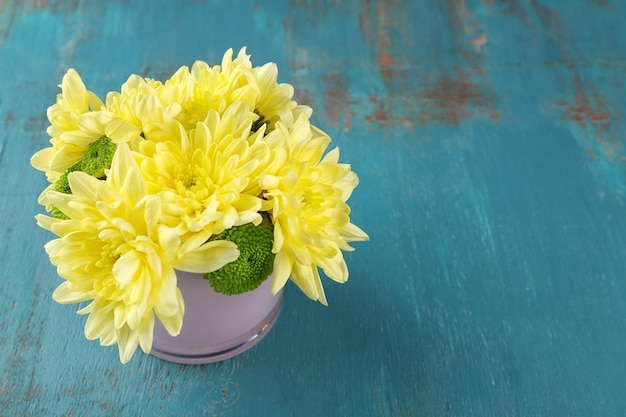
[204,218,275,295]
[54,160,83,194]
[50,206,70,220]
[80,136,117,178]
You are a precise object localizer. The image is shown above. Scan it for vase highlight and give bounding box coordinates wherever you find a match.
[150,270,283,364]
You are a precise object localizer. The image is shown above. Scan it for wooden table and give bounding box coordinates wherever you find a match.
[2,0,626,415]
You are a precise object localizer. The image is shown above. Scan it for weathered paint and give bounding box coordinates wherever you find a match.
[2,0,626,416]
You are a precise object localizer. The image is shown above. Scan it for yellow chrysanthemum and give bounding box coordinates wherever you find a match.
[30,69,104,182]
[35,143,239,363]
[30,69,142,183]
[180,48,309,132]
[138,103,278,246]
[258,116,368,305]
[105,67,191,145]
[180,49,257,128]
[251,57,312,130]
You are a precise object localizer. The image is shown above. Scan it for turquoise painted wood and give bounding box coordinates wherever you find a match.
[2,0,626,415]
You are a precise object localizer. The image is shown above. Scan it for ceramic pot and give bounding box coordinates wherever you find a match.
[150,270,283,364]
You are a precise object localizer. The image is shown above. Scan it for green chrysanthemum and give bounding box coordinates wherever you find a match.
[80,135,118,178]
[204,219,275,295]
[51,136,117,219]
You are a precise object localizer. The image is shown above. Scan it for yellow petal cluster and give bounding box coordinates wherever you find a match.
[36,144,239,363]
[31,69,142,183]
[259,116,369,305]
[32,48,368,363]
[139,102,276,241]
[181,48,309,131]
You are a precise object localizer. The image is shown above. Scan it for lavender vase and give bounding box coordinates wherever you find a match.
[150,270,283,364]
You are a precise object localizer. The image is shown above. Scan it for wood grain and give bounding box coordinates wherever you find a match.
[2,0,626,415]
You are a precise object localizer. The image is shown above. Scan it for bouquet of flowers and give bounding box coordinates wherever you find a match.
[31,48,368,363]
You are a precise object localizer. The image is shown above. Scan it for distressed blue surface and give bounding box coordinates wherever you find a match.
[2,0,626,415]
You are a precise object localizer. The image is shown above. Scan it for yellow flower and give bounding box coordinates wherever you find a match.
[30,69,105,182]
[105,68,191,145]
[252,57,312,131]
[259,116,368,305]
[36,143,239,363]
[181,48,309,132]
[180,49,257,128]
[139,103,275,245]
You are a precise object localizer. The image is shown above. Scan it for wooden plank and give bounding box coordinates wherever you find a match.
[1,0,626,415]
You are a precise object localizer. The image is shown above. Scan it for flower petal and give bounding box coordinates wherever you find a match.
[271,251,292,294]
[107,142,135,190]
[52,281,90,304]
[170,240,239,273]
